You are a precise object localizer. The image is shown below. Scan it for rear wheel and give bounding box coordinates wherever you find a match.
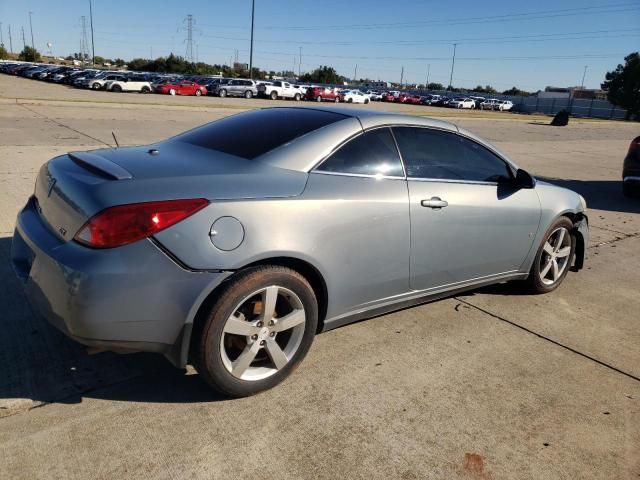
[316,95,322,102]
[91,82,101,90]
[194,266,318,397]
[111,84,122,93]
[525,217,575,294]
[219,89,227,98]
[245,90,253,99]
[270,91,278,100]
[140,86,150,94]
[294,93,301,101]
[334,96,340,103]
[169,88,176,96]
[195,89,202,96]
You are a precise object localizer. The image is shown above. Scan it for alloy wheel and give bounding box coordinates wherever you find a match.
[539,227,572,286]
[220,286,306,381]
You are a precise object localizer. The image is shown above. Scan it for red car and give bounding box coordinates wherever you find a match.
[404,95,423,105]
[382,93,396,102]
[155,81,207,96]
[395,94,410,103]
[305,86,340,102]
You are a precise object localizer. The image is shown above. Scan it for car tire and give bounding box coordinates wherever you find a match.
[294,93,301,101]
[525,217,575,294]
[364,98,370,104]
[91,82,101,90]
[219,89,227,98]
[169,89,176,96]
[194,265,318,398]
[316,96,322,102]
[245,90,253,99]
[111,85,122,92]
[195,89,202,96]
[270,91,278,100]
[334,97,340,103]
[140,86,150,94]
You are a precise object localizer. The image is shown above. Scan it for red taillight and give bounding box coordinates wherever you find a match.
[74,198,209,248]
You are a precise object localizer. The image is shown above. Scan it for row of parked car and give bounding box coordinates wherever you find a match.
[0,61,513,110]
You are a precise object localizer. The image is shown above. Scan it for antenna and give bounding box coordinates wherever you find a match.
[111,132,120,148]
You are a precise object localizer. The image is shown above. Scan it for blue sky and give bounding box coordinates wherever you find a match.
[1,0,638,91]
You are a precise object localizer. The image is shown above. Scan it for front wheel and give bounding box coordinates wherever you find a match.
[334,96,340,103]
[316,95,322,102]
[194,266,318,397]
[140,86,150,94]
[525,217,575,294]
[270,91,278,100]
[245,90,253,99]
[219,89,227,98]
[195,89,202,96]
[169,89,176,96]
[294,93,301,101]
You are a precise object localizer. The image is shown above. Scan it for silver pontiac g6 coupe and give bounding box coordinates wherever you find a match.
[12,107,588,397]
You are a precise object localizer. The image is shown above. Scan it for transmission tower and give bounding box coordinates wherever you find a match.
[184,14,194,63]
[21,26,26,50]
[80,16,89,64]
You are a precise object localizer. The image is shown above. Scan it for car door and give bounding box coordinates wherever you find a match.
[392,126,540,291]
[306,127,411,317]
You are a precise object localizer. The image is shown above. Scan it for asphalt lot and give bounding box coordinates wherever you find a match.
[0,75,639,480]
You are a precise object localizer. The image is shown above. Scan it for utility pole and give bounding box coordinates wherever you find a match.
[580,65,588,88]
[448,43,457,90]
[249,0,255,79]
[8,24,13,53]
[21,26,26,51]
[89,0,95,66]
[196,44,199,63]
[400,66,404,87]
[28,11,35,50]
[150,46,153,59]
[298,46,302,77]
[0,22,3,47]
[184,14,194,63]
[354,64,358,83]
[426,63,431,89]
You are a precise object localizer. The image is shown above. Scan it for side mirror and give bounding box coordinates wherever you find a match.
[515,169,536,189]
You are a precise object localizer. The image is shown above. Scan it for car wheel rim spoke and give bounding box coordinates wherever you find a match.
[220,286,306,381]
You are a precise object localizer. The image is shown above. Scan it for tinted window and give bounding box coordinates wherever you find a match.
[177,108,348,160]
[392,127,512,182]
[317,128,403,177]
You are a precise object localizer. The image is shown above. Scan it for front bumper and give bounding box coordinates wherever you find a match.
[11,197,231,362]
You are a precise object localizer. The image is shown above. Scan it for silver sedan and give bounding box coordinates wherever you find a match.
[12,107,588,397]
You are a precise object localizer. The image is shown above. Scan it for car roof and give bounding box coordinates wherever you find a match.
[256,106,462,171]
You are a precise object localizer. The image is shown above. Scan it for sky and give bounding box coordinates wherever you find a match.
[1,0,639,91]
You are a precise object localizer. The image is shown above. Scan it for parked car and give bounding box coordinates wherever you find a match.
[258,80,302,100]
[496,100,514,111]
[215,79,258,98]
[404,95,423,105]
[105,75,153,93]
[203,77,232,95]
[623,136,640,197]
[305,86,340,102]
[156,80,208,96]
[480,99,500,110]
[449,98,476,109]
[340,90,370,104]
[422,94,442,105]
[11,107,588,397]
[89,74,127,90]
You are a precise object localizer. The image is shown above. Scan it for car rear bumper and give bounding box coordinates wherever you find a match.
[11,197,231,362]
[623,175,640,184]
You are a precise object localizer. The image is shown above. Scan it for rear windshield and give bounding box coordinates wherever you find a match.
[176,108,348,159]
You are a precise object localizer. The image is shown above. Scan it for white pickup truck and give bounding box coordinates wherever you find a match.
[257,81,302,101]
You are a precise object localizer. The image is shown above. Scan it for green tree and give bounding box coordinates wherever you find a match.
[300,66,345,84]
[426,82,444,90]
[0,44,8,60]
[602,52,640,120]
[93,55,105,65]
[114,58,125,67]
[502,86,531,96]
[18,46,41,62]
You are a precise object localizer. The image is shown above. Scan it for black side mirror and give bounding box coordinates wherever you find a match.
[515,169,536,189]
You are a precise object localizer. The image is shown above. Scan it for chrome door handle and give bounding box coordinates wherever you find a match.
[421,197,448,209]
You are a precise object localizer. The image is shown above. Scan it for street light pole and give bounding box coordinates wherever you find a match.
[249,0,255,79]
[426,63,430,89]
[89,0,96,66]
[580,65,588,88]
[28,11,35,50]
[448,43,457,90]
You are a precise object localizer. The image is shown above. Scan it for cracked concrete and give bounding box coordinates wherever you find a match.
[0,75,638,480]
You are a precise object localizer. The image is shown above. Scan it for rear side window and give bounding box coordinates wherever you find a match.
[177,108,348,160]
[316,128,404,177]
[392,127,512,182]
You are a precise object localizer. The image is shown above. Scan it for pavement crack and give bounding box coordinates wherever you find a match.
[17,103,113,148]
[454,297,640,384]
[588,231,639,249]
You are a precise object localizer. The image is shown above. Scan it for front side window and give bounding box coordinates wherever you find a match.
[316,128,404,177]
[392,127,512,182]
